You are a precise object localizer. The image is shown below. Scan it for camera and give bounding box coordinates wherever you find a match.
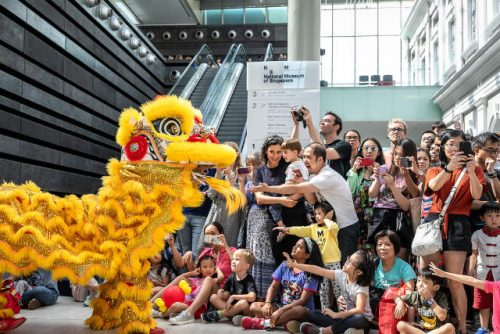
[237,167,250,175]
[399,157,411,168]
[204,235,221,245]
[291,106,307,128]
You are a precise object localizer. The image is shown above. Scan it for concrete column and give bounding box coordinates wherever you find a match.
[287,0,320,61]
[475,97,488,132]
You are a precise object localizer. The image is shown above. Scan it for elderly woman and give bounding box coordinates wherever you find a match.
[370,230,416,321]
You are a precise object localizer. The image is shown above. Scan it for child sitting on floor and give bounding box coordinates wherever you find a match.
[395,267,455,334]
[201,249,257,324]
[241,238,323,331]
[283,250,374,334]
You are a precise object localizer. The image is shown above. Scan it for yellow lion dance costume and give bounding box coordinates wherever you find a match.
[0,96,245,334]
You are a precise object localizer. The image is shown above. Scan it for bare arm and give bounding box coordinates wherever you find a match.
[168,239,185,270]
[430,262,485,290]
[253,182,318,196]
[402,169,420,199]
[334,293,368,318]
[466,162,483,200]
[283,253,335,280]
[230,292,257,303]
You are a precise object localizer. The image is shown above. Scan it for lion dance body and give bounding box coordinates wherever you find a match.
[0,96,245,334]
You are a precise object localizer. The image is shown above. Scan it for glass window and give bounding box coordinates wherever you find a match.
[379,1,403,8]
[245,7,266,24]
[356,8,377,36]
[379,36,401,84]
[223,8,244,24]
[356,36,378,80]
[332,37,355,85]
[321,10,333,36]
[378,7,401,35]
[267,7,287,23]
[448,18,456,66]
[321,37,333,84]
[433,41,439,84]
[333,8,354,36]
[205,9,222,25]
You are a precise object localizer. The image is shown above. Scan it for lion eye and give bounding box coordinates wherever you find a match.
[153,118,182,136]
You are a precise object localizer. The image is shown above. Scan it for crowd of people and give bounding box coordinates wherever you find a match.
[10,109,496,334]
[139,108,500,334]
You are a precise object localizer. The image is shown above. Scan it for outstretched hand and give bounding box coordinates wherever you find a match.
[251,183,269,193]
[429,262,446,278]
[282,252,296,268]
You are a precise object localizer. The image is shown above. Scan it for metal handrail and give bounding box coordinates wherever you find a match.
[202,44,248,130]
[264,43,274,61]
[199,44,238,115]
[168,44,217,97]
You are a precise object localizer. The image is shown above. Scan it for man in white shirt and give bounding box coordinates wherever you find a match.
[252,142,359,263]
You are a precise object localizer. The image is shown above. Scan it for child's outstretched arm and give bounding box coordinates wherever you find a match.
[430,262,484,290]
[282,252,335,280]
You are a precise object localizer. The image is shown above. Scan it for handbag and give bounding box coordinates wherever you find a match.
[411,168,466,256]
[378,285,407,334]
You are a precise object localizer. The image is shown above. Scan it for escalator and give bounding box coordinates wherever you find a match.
[216,70,247,144]
[188,67,218,109]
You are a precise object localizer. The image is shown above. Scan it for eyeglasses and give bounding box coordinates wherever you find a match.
[362,145,378,152]
[345,136,359,141]
[480,147,499,154]
[345,257,359,269]
[443,143,459,149]
[388,127,405,133]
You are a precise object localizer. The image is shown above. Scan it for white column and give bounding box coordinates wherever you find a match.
[287,0,320,61]
[475,97,488,133]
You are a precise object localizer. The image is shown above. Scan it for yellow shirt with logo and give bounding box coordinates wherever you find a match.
[288,218,341,264]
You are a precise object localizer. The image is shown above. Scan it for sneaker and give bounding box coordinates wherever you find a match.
[83,294,94,307]
[151,309,164,319]
[201,310,222,323]
[28,298,42,310]
[169,310,195,325]
[299,322,321,334]
[242,317,265,330]
[475,328,489,334]
[0,317,26,332]
[345,329,364,334]
[277,232,286,243]
[285,320,301,333]
[232,314,245,326]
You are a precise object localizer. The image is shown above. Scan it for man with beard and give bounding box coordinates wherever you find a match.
[291,107,351,179]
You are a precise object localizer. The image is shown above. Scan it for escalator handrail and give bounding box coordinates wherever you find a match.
[199,44,238,114]
[168,44,218,96]
[264,43,274,61]
[202,44,248,129]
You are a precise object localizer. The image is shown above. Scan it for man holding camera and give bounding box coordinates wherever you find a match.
[291,107,351,179]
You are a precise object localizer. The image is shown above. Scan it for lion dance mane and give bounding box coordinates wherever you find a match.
[0,96,245,333]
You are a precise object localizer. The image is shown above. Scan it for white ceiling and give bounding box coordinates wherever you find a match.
[121,0,200,25]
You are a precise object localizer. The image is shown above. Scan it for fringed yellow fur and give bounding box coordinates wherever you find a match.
[205,177,247,214]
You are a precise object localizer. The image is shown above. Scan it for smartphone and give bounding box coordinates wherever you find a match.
[379,165,388,184]
[399,157,411,168]
[237,167,250,175]
[459,141,473,156]
[360,158,374,167]
[204,235,221,245]
[292,168,303,177]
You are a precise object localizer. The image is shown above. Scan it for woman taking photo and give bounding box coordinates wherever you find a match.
[368,139,418,260]
[344,129,361,167]
[347,137,385,246]
[423,129,485,334]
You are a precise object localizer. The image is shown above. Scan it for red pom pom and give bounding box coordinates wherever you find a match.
[124,135,148,161]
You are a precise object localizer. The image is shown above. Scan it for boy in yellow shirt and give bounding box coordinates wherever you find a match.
[274,201,341,309]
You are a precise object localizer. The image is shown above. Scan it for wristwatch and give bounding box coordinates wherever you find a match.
[443,165,452,173]
[426,298,435,306]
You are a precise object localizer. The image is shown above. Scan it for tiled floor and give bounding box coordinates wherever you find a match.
[12,296,285,334]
